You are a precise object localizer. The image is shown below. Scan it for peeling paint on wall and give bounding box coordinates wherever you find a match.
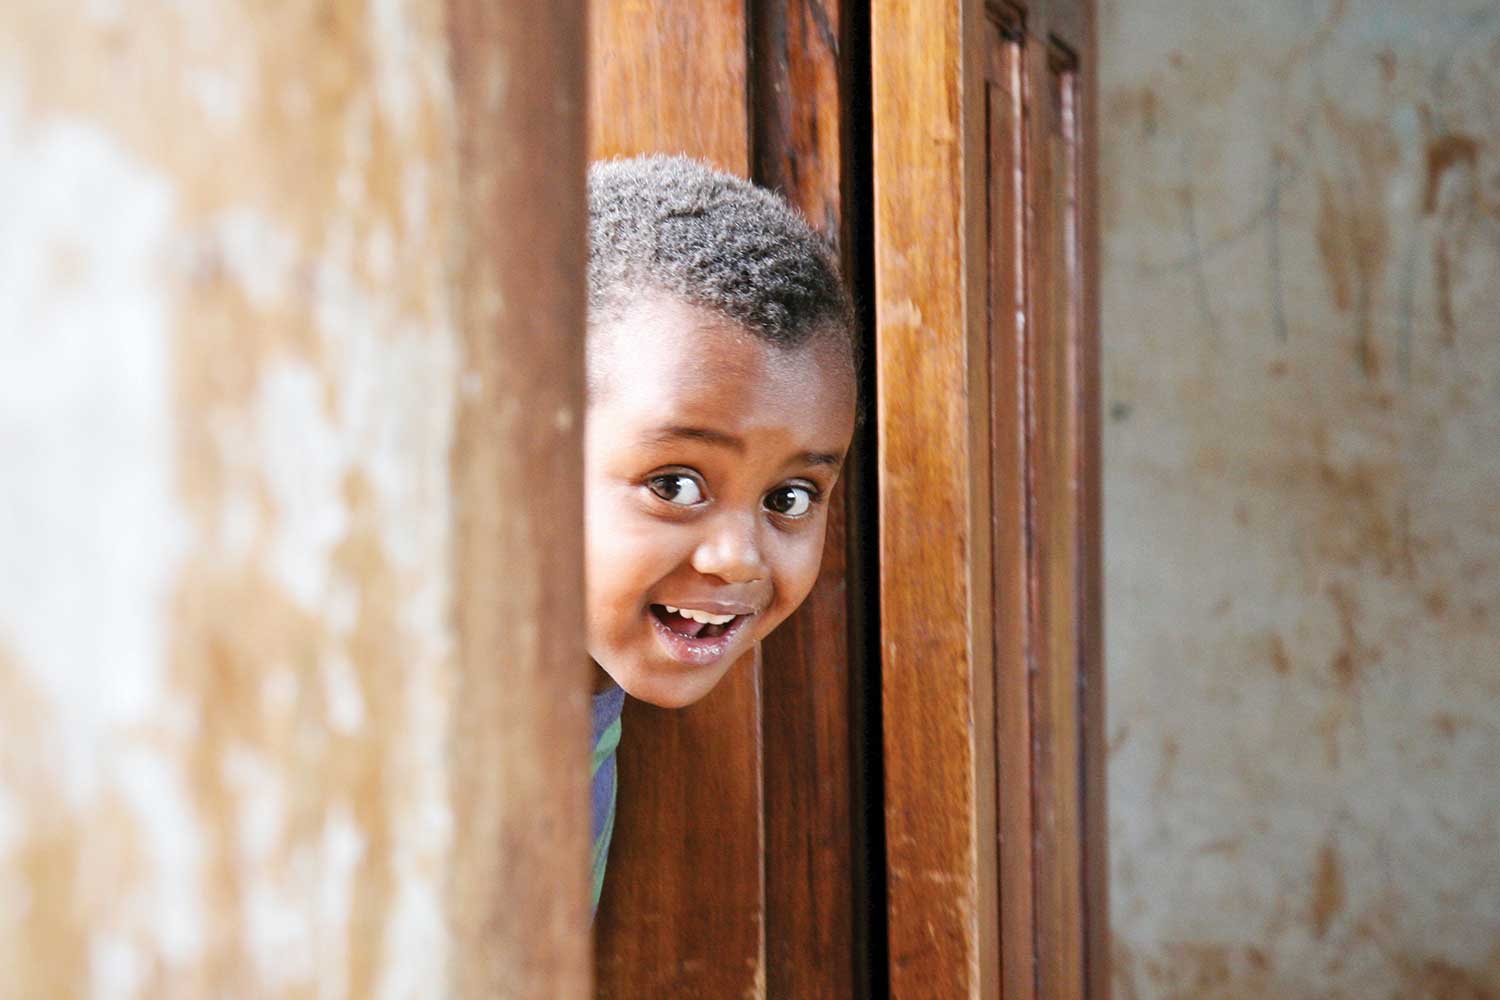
[1102,0,1500,996]
[0,2,459,996]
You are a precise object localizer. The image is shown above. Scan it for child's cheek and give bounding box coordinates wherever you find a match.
[583,498,649,634]
[767,521,831,632]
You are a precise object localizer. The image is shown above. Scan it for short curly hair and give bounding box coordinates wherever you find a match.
[587,155,854,361]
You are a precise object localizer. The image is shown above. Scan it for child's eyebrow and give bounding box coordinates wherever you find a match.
[644,425,746,452]
[642,425,843,468]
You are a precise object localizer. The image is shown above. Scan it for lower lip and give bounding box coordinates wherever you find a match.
[648,609,753,667]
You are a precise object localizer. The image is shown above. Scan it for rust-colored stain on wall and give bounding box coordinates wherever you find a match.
[1313,105,1398,377]
[0,1,459,995]
[1102,0,1500,996]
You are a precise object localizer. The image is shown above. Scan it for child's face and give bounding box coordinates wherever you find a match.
[584,293,856,708]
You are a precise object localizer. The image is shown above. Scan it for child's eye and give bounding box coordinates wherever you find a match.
[647,473,705,506]
[763,484,817,517]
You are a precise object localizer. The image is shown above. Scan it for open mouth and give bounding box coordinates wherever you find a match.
[650,604,739,638]
[647,604,753,665]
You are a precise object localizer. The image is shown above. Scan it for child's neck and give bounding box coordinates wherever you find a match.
[591,661,617,694]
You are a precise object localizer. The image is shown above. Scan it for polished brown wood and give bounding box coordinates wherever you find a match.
[873,0,1002,993]
[874,0,1105,996]
[446,2,591,996]
[1013,3,1104,995]
[1025,43,1086,1000]
[590,1,1104,992]
[588,4,768,997]
[1075,4,1109,997]
[753,0,848,235]
[752,1,866,997]
[589,0,750,172]
[594,651,766,1000]
[983,10,1037,1000]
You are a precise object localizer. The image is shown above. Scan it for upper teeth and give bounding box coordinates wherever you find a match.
[663,605,736,625]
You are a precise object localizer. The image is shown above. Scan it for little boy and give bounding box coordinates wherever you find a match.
[584,156,858,915]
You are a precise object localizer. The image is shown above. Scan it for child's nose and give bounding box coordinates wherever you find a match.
[691,510,769,584]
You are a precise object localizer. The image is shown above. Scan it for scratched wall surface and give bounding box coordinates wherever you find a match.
[0,2,458,996]
[1101,0,1500,996]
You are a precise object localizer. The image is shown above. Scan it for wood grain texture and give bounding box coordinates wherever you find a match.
[982,11,1038,1000]
[1073,3,1108,997]
[594,651,766,999]
[759,487,856,998]
[588,4,767,997]
[873,0,1001,994]
[1025,48,1086,998]
[753,0,847,235]
[446,2,591,996]
[1017,4,1100,994]
[590,0,750,170]
[875,0,1105,996]
[752,1,863,997]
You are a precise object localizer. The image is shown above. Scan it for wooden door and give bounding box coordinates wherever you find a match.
[448,3,594,997]
[753,3,881,998]
[589,3,877,997]
[590,0,1104,994]
[873,0,1106,997]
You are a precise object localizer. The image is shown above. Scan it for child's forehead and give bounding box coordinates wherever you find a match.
[591,292,751,352]
[592,295,849,397]
[587,294,855,437]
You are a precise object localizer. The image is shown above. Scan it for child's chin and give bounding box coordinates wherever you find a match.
[603,658,734,710]
[627,684,705,710]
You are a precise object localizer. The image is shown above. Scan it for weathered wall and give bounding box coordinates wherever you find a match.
[1101,0,1500,996]
[0,2,460,995]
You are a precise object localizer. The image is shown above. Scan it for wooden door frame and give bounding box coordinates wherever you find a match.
[446,2,592,996]
[753,0,881,996]
[872,0,1106,996]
